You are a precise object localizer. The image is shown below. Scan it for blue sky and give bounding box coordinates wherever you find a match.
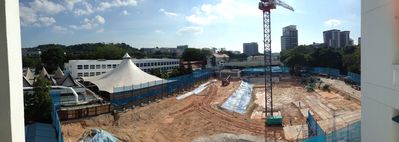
[20,0,360,53]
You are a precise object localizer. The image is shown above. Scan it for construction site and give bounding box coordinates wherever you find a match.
[61,69,361,141]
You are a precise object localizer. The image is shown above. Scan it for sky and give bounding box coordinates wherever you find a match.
[19,0,360,53]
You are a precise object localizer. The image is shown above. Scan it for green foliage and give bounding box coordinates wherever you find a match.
[23,56,41,68]
[25,76,52,123]
[41,46,65,73]
[280,45,360,74]
[181,48,212,66]
[161,70,169,79]
[218,50,248,61]
[342,47,360,73]
[322,84,331,92]
[150,68,162,77]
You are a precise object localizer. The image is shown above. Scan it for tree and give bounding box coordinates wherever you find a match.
[23,56,41,68]
[41,46,65,73]
[25,76,52,123]
[161,70,169,79]
[150,68,162,77]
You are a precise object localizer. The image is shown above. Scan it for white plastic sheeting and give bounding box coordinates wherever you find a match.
[221,81,253,114]
[176,82,211,100]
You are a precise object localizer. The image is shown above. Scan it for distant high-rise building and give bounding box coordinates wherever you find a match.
[340,31,351,47]
[358,37,361,46]
[324,29,353,48]
[243,42,259,56]
[281,25,298,51]
[323,29,341,48]
[177,45,188,51]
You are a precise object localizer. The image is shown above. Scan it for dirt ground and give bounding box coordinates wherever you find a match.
[251,78,361,141]
[62,81,283,142]
[62,77,361,142]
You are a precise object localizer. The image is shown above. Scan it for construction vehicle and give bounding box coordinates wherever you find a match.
[258,0,294,126]
[222,75,231,86]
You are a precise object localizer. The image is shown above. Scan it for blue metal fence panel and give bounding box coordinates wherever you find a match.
[50,92,63,142]
[348,72,361,85]
[310,67,340,77]
[307,111,325,137]
[325,121,361,142]
[302,111,361,142]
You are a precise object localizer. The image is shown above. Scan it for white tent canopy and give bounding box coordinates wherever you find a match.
[83,53,164,93]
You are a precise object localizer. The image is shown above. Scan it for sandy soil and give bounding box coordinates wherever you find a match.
[62,81,282,142]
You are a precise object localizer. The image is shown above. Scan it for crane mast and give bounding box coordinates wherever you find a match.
[258,0,293,125]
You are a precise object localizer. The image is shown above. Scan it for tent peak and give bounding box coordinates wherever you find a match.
[122,53,131,59]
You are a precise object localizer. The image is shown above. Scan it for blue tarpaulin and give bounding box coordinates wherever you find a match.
[81,129,118,142]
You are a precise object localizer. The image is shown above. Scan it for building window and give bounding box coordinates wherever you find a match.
[107,64,112,68]
[84,72,89,77]
[151,63,154,66]
[90,72,95,76]
[96,65,100,69]
[90,65,95,69]
[77,65,83,69]
[102,72,106,74]
[77,73,83,77]
[84,65,89,69]
[102,64,106,69]
[113,64,117,68]
[96,72,101,76]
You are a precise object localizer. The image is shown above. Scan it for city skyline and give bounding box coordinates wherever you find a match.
[20,0,360,53]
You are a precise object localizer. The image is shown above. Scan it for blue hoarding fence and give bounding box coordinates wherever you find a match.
[325,121,361,142]
[304,111,326,142]
[241,66,290,76]
[302,111,361,142]
[50,92,64,142]
[310,67,341,77]
[111,69,214,106]
[308,67,361,85]
[348,72,361,85]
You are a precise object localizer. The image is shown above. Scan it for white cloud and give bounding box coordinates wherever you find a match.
[73,2,94,16]
[98,0,139,11]
[19,0,66,27]
[186,14,216,26]
[160,9,178,17]
[69,15,106,30]
[20,5,38,26]
[122,10,129,16]
[52,25,71,34]
[186,0,259,26]
[29,0,65,15]
[65,0,83,10]
[38,17,56,27]
[324,19,342,27]
[177,26,203,35]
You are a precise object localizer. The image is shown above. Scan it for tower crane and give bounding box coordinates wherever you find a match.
[258,0,294,125]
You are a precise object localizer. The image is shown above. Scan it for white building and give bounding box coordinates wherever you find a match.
[362,0,399,142]
[65,58,180,79]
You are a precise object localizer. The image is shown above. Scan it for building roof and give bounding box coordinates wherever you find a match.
[25,68,35,80]
[39,67,51,79]
[83,53,164,93]
[213,53,229,58]
[53,67,64,80]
